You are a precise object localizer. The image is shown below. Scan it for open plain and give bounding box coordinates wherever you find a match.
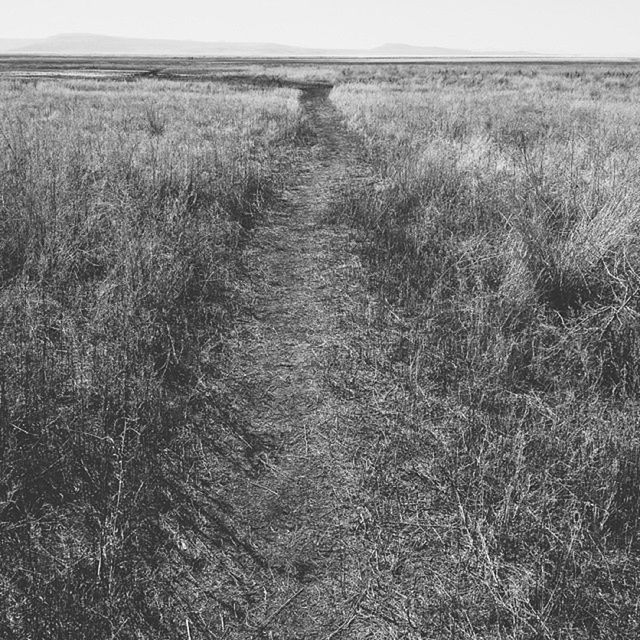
[2,56,640,639]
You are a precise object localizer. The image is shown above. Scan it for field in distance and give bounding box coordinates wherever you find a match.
[2,53,638,80]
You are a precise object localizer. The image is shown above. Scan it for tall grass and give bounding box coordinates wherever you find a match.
[332,65,640,638]
[0,78,300,638]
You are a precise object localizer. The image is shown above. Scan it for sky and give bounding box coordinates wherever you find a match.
[2,0,640,56]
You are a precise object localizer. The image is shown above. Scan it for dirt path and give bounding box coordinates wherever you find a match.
[214,84,431,639]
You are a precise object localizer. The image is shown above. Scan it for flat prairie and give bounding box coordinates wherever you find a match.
[1,57,640,639]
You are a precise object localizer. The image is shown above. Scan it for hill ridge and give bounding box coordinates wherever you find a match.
[0,33,536,57]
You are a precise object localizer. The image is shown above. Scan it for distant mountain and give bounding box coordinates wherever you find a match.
[0,39,38,53]
[371,43,473,56]
[10,33,316,56]
[5,33,537,58]
[372,42,537,57]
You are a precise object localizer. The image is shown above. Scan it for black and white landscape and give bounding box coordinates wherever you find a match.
[1,2,640,638]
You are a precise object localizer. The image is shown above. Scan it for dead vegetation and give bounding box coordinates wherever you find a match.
[331,64,640,638]
[0,77,301,638]
[3,61,640,639]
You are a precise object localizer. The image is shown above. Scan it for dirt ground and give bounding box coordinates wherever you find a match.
[202,84,441,639]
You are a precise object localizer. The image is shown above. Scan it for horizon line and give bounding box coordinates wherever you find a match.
[1,32,639,59]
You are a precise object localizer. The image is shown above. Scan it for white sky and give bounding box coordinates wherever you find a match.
[2,0,640,56]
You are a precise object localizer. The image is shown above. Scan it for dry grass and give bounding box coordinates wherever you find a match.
[5,61,640,639]
[0,77,301,638]
[331,64,640,638]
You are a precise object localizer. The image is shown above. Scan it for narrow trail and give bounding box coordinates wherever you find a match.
[218,84,433,639]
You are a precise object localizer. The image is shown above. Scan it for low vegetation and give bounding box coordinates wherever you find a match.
[3,60,640,639]
[331,64,640,638]
[0,77,301,638]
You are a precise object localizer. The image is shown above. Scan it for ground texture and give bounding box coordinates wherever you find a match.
[200,85,438,638]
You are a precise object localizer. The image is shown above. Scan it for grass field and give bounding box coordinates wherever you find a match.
[1,58,640,638]
[0,75,302,637]
[331,64,640,637]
